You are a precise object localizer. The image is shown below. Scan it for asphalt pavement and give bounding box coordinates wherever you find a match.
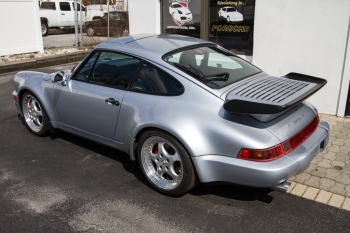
[1,64,350,232]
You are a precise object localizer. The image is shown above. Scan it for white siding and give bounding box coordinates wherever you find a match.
[0,0,43,56]
[253,0,350,116]
[128,0,160,35]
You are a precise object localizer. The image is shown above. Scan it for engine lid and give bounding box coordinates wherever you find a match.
[222,72,326,118]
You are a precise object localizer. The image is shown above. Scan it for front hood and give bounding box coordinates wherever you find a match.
[179,8,191,14]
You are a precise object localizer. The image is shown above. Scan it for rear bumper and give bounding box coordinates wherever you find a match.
[192,120,329,188]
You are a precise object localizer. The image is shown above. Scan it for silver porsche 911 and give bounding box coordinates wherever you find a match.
[12,34,329,196]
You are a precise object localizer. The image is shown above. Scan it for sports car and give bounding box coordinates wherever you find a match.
[169,2,193,26]
[219,7,244,23]
[12,34,329,196]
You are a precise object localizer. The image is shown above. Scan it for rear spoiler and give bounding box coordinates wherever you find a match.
[223,73,327,115]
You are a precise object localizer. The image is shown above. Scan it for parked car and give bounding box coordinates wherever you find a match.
[12,34,329,196]
[85,11,129,37]
[218,7,243,23]
[169,2,193,26]
[40,0,85,36]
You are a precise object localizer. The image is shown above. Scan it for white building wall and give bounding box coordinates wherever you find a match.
[0,0,43,56]
[253,0,350,116]
[128,0,160,35]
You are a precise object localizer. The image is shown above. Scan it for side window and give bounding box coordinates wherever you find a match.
[75,52,99,82]
[72,3,83,11]
[131,63,184,95]
[41,2,56,10]
[60,2,71,11]
[89,51,140,89]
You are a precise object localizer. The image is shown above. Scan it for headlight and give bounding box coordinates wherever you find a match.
[178,10,183,14]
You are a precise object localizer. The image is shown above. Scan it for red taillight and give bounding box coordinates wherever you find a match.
[238,114,320,162]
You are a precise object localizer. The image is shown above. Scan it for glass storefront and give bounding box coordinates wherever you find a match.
[162,0,255,56]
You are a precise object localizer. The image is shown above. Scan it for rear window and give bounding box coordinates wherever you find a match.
[163,46,261,89]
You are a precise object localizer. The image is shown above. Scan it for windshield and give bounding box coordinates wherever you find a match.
[226,7,236,12]
[164,46,261,89]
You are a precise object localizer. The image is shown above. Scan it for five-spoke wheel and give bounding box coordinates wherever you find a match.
[138,130,197,196]
[22,92,49,136]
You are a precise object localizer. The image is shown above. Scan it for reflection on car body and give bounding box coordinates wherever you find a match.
[12,34,329,196]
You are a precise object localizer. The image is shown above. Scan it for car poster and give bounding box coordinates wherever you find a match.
[209,0,255,56]
[163,0,201,38]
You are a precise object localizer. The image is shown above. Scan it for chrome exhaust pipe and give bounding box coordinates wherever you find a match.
[271,181,291,192]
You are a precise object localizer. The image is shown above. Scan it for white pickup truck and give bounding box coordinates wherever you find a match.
[40,0,117,37]
[40,0,85,36]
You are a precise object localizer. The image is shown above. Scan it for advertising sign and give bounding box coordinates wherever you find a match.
[209,0,255,55]
[162,0,201,38]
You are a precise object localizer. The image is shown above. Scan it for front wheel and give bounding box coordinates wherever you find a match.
[21,92,50,136]
[137,130,197,196]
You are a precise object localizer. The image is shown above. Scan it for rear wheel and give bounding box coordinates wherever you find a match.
[137,130,197,196]
[21,92,50,136]
[87,26,95,36]
[41,21,48,37]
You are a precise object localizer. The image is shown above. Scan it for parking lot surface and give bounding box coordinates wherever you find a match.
[1,64,350,232]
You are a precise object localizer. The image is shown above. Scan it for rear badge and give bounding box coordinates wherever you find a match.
[293,114,304,124]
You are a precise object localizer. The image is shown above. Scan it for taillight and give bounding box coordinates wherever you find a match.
[237,114,320,162]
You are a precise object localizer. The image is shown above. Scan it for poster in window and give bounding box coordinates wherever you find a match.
[162,0,201,38]
[209,0,255,56]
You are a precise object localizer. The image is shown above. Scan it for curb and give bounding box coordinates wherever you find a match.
[287,181,350,211]
[0,50,91,75]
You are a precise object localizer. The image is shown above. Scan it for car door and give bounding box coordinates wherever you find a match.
[53,50,141,138]
[59,2,74,26]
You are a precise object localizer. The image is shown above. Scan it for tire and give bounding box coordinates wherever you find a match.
[21,91,50,136]
[227,16,230,22]
[41,21,48,37]
[87,26,95,37]
[137,130,197,196]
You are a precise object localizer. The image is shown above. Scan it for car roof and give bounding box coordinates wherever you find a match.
[95,34,214,63]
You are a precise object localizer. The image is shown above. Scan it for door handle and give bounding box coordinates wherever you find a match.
[61,13,65,15]
[105,98,120,106]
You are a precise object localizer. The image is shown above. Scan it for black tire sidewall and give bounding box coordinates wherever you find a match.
[21,91,50,136]
[137,130,196,196]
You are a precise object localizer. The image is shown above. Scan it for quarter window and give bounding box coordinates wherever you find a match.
[60,2,71,11]
[131,63,183,95]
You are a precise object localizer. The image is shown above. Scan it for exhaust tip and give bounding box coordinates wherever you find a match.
[271,181,291,193]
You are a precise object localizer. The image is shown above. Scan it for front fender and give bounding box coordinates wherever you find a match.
[14,71,57,122]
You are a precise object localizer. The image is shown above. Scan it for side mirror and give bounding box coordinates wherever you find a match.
[52,71,67,86]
